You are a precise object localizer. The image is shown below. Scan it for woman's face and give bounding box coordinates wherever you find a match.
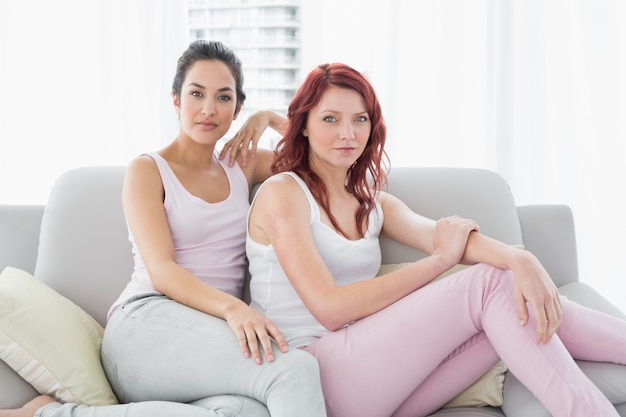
[303,86,371,171]
[174,59,240,146]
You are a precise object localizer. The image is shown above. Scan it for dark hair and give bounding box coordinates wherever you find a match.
[272,63,389,238]
[171,40,246,105]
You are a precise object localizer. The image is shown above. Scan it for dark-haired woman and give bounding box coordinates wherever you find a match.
[2,40,325,417]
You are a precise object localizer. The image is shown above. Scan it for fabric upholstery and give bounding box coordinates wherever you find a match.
[33,166,133,327]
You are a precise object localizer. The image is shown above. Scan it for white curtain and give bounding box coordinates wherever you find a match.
[486,0,626,313]
[0,0,189,204]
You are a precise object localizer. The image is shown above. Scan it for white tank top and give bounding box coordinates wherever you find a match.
[246,172,383,348]
[109,152,250,318]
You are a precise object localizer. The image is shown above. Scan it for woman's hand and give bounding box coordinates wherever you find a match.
[219,111,286,167]
[224,303,289,364]
[509,251,563,344]
[432,215,480,267]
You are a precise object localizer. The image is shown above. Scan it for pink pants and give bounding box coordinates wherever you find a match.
[303,263,626,417]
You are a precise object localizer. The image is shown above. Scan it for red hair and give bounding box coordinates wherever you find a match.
[272,63,389,237]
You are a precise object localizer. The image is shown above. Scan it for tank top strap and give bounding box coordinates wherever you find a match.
[147,152,173,176]
[279,172,320,223]
[216,150,250,200]
[146,152,185,208]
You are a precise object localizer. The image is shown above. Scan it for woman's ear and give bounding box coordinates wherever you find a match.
[233,102,243,120]
[172,93,181,115]
[302,128,308,138]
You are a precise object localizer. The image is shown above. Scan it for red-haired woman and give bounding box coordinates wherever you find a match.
[246,62,626,417]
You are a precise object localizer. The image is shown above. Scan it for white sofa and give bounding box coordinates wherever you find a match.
[1,166,625,416]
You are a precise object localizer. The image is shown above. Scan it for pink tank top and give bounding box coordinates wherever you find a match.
[109,152,251,318]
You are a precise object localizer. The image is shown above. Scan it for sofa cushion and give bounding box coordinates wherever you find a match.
[576,361,626,404]
[502,360,626,417]
[0,267,118,405]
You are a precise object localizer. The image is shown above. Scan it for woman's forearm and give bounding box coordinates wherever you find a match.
[461,231,527,270]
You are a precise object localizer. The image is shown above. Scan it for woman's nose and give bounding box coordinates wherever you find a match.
[339,122,355,139]
[201,100,216,116]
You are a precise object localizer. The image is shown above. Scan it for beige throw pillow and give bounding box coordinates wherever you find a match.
[443,361,507,408]
[0,267,118,405]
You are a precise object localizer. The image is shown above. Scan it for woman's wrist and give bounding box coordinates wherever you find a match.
[221,297,250,320]
[267,111,287,134]
[422,251,460,279]
[506,246,535,271]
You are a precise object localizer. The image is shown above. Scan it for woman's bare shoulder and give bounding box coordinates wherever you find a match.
[124,154,163,192]
[254,173,303,204]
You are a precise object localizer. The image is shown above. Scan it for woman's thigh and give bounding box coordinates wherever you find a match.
[101,295,315,405]
[303,264,508,417]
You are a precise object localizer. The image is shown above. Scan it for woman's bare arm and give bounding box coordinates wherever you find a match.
[219,110,287,166]
[123,156,288,363]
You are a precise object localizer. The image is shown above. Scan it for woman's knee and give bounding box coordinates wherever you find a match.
[468,263,513,286]
[191,395,271,417]
[276,348,321,382]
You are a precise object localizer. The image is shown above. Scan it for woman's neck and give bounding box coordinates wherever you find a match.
[162,136,218,169]
[310,166,351,198]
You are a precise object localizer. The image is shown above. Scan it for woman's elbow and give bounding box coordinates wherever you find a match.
[314,308,348,331]
[146,264,176,294]
[306,291,353,331]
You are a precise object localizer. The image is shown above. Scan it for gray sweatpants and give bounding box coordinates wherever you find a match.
[37,294,326,417]
[37,395,270,417]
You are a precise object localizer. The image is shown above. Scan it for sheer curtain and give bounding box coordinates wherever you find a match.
[487,1,626,312]
[377,0,625,311]
[0,0,189,204]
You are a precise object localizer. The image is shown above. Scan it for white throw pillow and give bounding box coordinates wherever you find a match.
[0,267,118,405]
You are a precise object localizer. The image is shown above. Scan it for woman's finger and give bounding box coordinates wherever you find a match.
[244,325,264,364]
[266,322,289,354]
[234,327,252,359]
[257,329,276,363]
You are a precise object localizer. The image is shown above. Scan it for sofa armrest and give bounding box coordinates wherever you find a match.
[0,204,44,274]
[558,281,626,320]
[517,204,579,288]
[0,205,43,408]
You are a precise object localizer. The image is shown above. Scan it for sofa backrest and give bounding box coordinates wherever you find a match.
[381,167,524,264]
[34,166,132,326]
[33,166,524,327]
[0,204,44,275]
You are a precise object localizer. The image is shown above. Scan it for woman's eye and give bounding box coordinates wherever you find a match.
[218,95,232,102]
[323,116,337,122]
[355,115,368,122]
[191,91,203,97]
